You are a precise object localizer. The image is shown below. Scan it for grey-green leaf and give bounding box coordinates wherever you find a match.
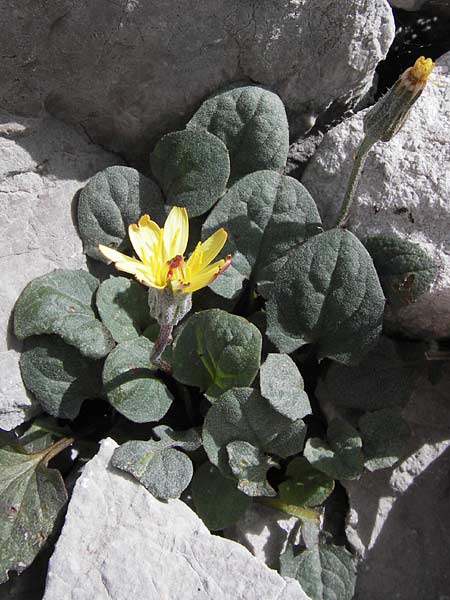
[77,165,165,261]
[191,462,251,531]
[14,270,114,359]
[150,129,230,217]
[172,309,262,398]
[152,425,202,452]
[278,457,334,508]
[279,543,357,600]
[188,85,289,184]
[202,170,322,299]
[103,337,173,423]
[316,336,425,412]
[203,387,306,474]
[96,276,153,343]
[20,336,102,420]
[259,353,311,420]
[226,440,278,497]
[112,439,192,499]
[304,418,364,481]
[0,443,67,584]
[359,408,410,471]
[365,235,436,307]
[266,229,385,364]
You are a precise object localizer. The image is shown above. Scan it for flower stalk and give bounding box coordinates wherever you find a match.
[336,56,435,228]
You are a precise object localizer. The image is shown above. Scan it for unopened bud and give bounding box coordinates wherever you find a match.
[363,56,434,143]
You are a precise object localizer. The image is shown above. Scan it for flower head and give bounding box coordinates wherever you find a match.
[99,207,231,294]
[399,56,435,96]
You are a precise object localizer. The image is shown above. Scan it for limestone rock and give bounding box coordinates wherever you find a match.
[344,364,450,599]
[388,0,426,9]
[302,51,450,339]
[224,503,302,569]
[42,438,310,600]
[0,1,394,167]
[0,113,118,430]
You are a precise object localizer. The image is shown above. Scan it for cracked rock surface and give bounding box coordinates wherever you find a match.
[0,0,394,167]
[0,113,118,430]
[43,438,310,600]
[302,50,450,339]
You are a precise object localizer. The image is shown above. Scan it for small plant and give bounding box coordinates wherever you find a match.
[1,61,436,597]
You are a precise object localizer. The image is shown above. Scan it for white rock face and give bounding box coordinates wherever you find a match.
[0,1,394,166]
[43,439,310,600]
[344,364,450,599]
[302,51,450,339]
[0,113,118,430]
[224,503,302,569]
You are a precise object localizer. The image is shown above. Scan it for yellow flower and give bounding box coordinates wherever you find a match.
[399,56,434,95]
[99,207,231,294]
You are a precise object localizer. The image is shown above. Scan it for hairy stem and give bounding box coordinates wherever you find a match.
[150,323,173,373]
[336,135,375,228]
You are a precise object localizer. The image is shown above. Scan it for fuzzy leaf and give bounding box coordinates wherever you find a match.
[316,336,425,412]
[202,171,322,299]
[20,336,102,420]
[150,129,230,217]
[188,86,289,183]
[103,337,173,423]
[359,408,410,471]
[77,165,165,261]
[0,441,68,583]
[266,229,385,364]
[365,235,436,307]
[203,387,306,474]
[279,543,357,600]
[14,270,114,360]
[152,425,202,452]
[112,439,192,499]
[304,418,364,481]
[172,309,261,398]
[96,276,152,343]
[259,353,311,420]
[191,462,251,531]
[226,441,278,497]
[278,457,334,508]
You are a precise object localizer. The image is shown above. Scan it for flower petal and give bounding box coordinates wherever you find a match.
[99,244,157,288]
[186,228,228,271]
[163,207,189,260]
[183,256,231,293]
[128,214,161,263]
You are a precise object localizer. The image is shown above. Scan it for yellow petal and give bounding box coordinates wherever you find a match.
[128,215,161,263]
[163,207,189,260]
[186,228,228,272]
[98,244,157,287]
[183,256,230,293]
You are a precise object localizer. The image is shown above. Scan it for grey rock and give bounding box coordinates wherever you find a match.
[43,438,310,600]
[344,363,450,599]
[0,1,394,167]
[0,113,118,430]
[224,503,303,569]
[302,51,450,339]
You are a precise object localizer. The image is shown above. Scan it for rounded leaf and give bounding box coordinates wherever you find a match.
[112,440,192,499]
[150,129,230,217]
[267,229,385,364]
[14,270,114,359]
[202,171,322,299]
[77,166,165,261]
[19,336,102,419]
[172,309,262,398]
[191,462,251,531]
[103,337,173,423]
[96,276,152,343]
[188,86,289,183]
